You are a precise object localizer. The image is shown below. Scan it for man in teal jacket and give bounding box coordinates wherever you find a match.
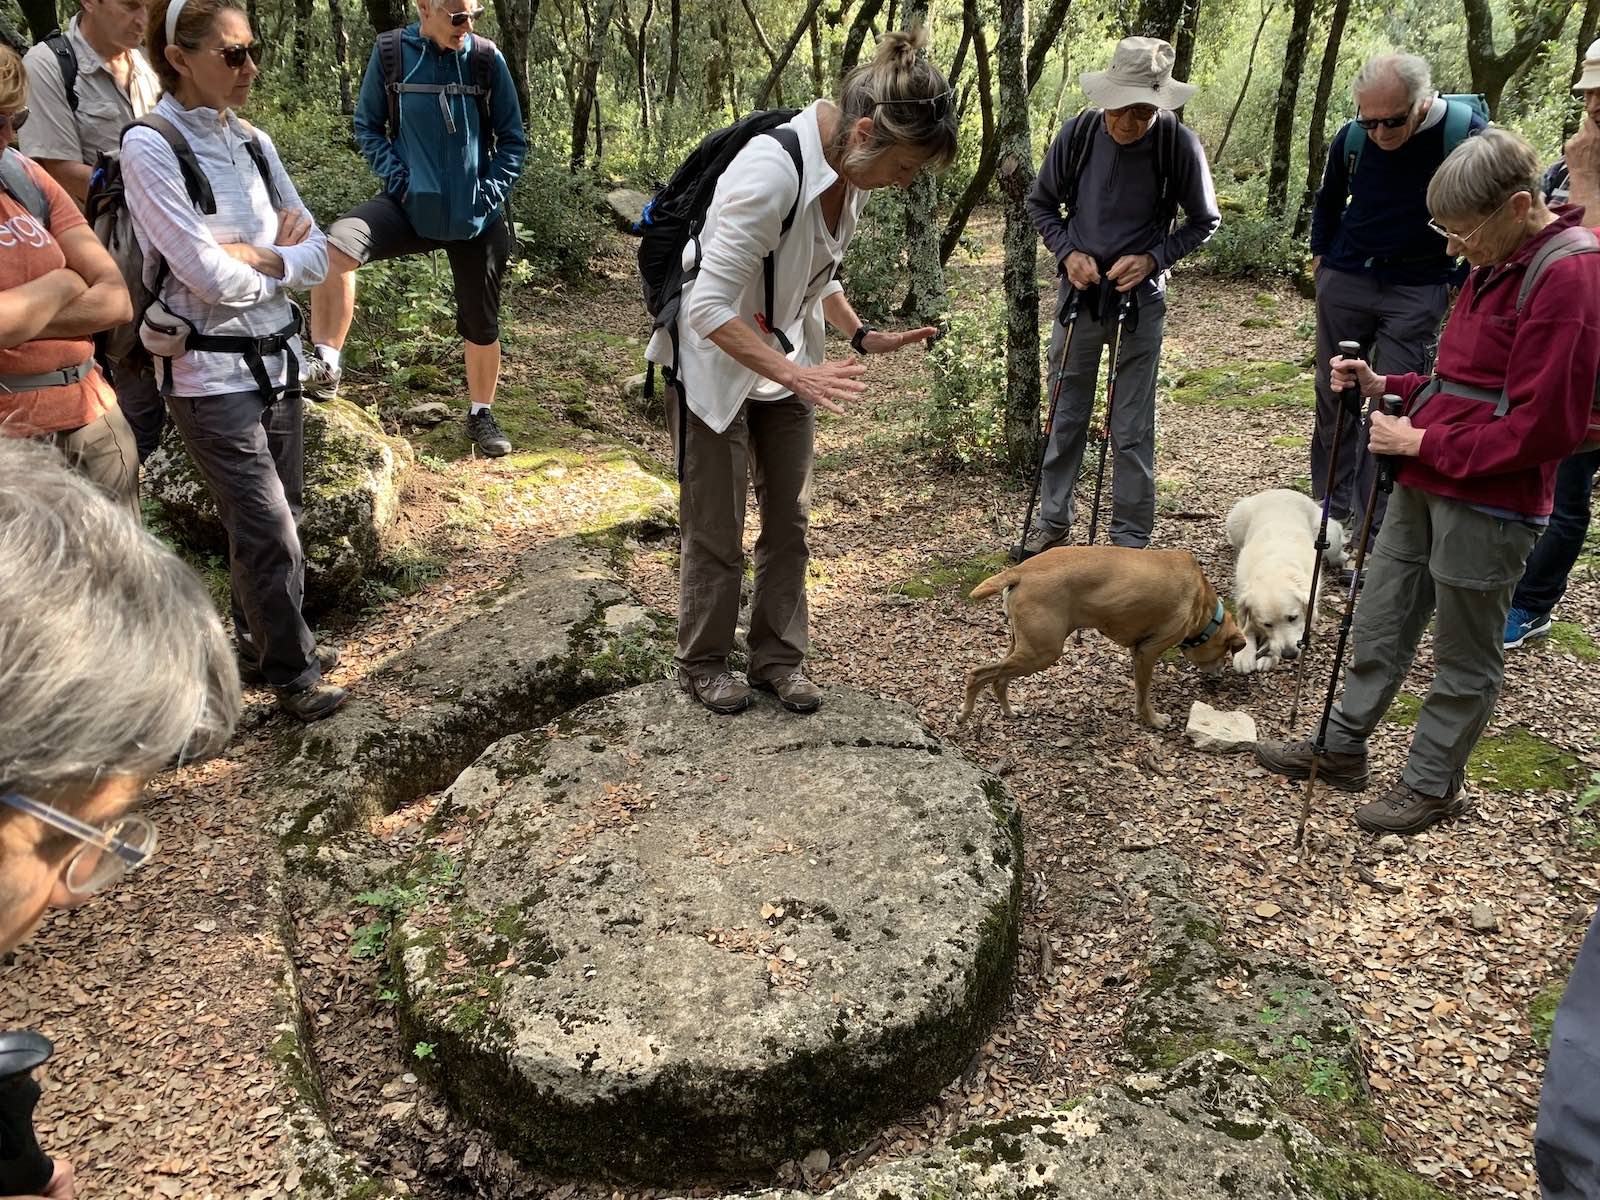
[306,0,527,456]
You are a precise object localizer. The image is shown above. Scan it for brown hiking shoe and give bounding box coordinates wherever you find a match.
[1355,778,1466,836]
[1012,525,1069,562]
[678,667,752,715]
[275,681,349,723]
[753,669,823,714]
[1255,738,1370,792]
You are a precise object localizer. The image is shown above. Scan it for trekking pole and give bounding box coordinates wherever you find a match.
[1013,287,1082,562]
[1085,289,1133,548]
[1295,392,1403,848]
[1289,339,1363,728]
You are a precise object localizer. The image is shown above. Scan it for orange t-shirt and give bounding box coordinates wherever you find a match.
[0,155,116,436]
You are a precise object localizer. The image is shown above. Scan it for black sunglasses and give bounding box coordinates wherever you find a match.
[213,41,263,69]
[872,87,956,123]
[0,108,30,134]
[1354,110,1412,131]
[449,6,484,25]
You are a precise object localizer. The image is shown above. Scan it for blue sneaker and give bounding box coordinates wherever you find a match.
[1504,607,1552,650]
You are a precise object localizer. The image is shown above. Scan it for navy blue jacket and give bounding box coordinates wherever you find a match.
[1537,905,1600,1199]
[1310,103,1487,287]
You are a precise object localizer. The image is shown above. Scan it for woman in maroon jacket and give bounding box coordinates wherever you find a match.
[1256,127,1600,837]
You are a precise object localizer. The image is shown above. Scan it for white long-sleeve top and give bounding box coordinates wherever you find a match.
[121,95,327,398]
[645,101,872,434]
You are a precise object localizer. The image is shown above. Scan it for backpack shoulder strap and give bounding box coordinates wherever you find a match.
[1441,98,1473,157]
[758,124,804,354]
[126,115,216,214]
[0,148,51,229]
[234,118,284,210]
[1155,109,1179,225]
[469,34,497,149]
[378,28,405,140]
[1063,108,1100,213]
[1343,119,1366,186]
[44,30,78,114]
[1516,226,1600,313]
[763,124,804,235]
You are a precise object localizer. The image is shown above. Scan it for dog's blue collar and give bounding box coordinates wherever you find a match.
[1182,599,1226,649]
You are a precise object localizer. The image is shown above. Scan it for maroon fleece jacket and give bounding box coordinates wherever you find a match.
[1383,206,1600,518]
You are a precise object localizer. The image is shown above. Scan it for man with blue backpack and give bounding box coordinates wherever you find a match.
[1309,53,1487,556]
[304,0,525,457]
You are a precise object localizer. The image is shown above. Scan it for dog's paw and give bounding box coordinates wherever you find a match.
[1147,711,1172,729]
[1232,646,1258,674]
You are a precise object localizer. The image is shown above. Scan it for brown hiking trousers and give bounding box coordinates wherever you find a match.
[667,389,813,682]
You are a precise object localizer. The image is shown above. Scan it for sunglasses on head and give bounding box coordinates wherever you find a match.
[1354,110,1412,131]
[449,5,484,25]
[872,87,956,123]
[213,41,263,68]
[0,108,30,134]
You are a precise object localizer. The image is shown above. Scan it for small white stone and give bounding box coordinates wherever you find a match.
[1470,904,1500,934]
[1376,835,1406,857]
[1184,702,1258,752]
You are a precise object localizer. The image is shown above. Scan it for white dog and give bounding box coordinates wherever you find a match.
[1226,489,1345,674]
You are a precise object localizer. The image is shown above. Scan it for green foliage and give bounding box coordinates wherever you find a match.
[841,192,909,324]
[922,288,1009,471]
[1198,184,1303,279]
[508,146,609,281]
[1531,978,1567,1051]
[251,92,375,227]
[1574,772,1600,850]
[412,1041,436,1060]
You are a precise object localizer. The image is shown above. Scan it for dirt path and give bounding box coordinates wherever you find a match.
[3,218,1595,1199]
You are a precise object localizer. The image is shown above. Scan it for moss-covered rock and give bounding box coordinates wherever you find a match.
[1169,361,1316,409]
[143,397,414,615]
[1468,726,1581,793]
[395,683,1022,1184]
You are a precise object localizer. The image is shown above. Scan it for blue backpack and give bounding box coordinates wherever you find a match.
[1343,94,1489,186]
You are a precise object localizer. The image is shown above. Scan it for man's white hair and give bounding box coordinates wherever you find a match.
[1352,53,1433,107]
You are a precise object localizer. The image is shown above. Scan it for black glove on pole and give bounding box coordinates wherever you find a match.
[1295,393,1404,848]
[1290,338,1364,727]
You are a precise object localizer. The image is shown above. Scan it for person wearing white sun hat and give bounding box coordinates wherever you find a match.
[1020,36,1219,558]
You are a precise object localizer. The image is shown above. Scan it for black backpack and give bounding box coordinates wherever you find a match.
[376,28,498,151]
[1059,106,1182,232]
[84,115,280,363]
[636,108,803,391]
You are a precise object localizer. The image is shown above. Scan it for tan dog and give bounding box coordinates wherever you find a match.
[960,546,1246,729]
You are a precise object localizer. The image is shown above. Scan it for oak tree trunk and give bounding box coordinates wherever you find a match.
[899,0,946,324]
[1267,0,1315,216]
[940,0,995,263]
[1295,0,1349,238]
[328,0,354,112]
[997,0,1039,474]
[1463,0,1572,116]
[570,0,617,171]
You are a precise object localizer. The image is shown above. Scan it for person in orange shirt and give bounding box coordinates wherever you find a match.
[0,45,134,514]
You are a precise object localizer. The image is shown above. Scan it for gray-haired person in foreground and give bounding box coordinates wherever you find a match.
[0,438,239,1197]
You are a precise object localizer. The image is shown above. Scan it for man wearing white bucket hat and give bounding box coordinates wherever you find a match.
[1021,37,1219,556]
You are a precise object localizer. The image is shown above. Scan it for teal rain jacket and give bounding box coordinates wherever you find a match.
[352,25,527,241]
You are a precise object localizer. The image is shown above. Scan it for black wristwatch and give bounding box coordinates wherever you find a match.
[850,324,873,355]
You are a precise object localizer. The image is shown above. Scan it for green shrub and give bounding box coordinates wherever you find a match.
[509,147,608,281]
[251,91,376,227]
[1197,184,1303,279]
[922,288,1008,471]
[841,191,909,323]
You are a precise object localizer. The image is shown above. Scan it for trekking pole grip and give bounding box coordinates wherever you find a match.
[1337,340,1363,415]
[1376,393,1404,493]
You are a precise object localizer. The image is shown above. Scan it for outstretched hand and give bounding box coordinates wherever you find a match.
[859,326,940,355]
[789,356,868,415]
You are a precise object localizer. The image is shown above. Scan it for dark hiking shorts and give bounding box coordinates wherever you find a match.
[326,194,513,346]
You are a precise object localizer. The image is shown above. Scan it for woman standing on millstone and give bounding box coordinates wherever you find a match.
[121,0,343,722]
[647,28,958,716]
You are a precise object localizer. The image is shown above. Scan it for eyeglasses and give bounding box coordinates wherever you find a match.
[1427,192,1519,244]
[872,87,956,123]
[0,108,30,134]
[1354,108,1413,131]
[449,6,484,25]
[212,42,263,69]
[1,792,158,897]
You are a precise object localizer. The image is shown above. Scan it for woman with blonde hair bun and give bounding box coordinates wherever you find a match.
[646,27,959,717]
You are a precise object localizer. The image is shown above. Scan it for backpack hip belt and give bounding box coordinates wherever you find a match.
[1410,375,1510,418]
[0,355,95,393]
[182,309,304,398]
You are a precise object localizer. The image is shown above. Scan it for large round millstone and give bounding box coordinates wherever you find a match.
[394,682,1021,1183]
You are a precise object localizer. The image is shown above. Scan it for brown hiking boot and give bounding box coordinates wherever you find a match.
[1355,778,1466,836]
[1255,738,1370,792]
[275,681,349,723]
[1012,525,1069,562]
[753,669,823,714]
[678,667,752,715]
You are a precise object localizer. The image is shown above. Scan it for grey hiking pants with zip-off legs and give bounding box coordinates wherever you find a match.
[1035,287,1166,549]
[1320,484,1539,798]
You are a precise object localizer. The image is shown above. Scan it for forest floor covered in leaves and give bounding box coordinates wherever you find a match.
[2,214,1597,1199]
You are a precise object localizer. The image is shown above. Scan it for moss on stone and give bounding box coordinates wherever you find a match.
[1468,726,1581,793]
[1285,1134,1452,1200]
[1169,362,1315,409]
[1531,978,1566,1051]
[892,551,1012,601]
[1271,435,1309,449]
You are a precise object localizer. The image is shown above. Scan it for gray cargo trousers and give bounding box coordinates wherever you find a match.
[1320,484,1538,797]
[1035,285,1167,549]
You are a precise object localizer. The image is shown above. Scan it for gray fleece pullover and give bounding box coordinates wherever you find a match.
[1026,111,1221,303]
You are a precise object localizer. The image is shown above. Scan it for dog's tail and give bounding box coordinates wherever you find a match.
[969,566,1023,602]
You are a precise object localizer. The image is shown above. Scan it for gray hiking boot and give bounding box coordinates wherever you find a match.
[1011,524,1069,562]
[303,353,341,402]
[467,408,512,457]
[753,668,823,713]
[678,667,752,715]
[1255,737,1370,792]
